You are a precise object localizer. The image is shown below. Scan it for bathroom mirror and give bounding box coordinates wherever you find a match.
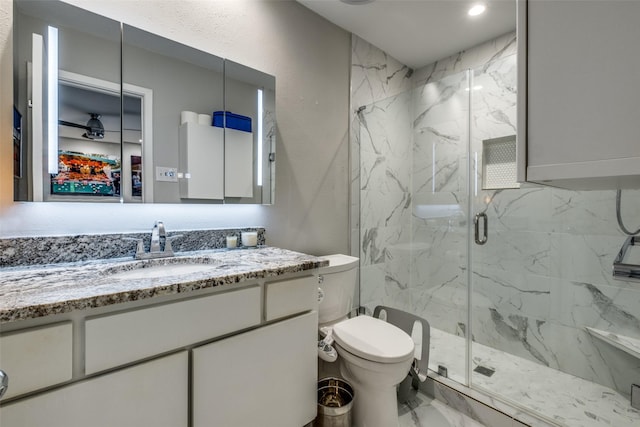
[122,24,225,204]
[13,0,122,202]
[223,60,276,205]
[12,0,276,205]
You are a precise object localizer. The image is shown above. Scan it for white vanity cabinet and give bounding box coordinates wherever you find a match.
[0,352,188,427]
[521,0,640,189]
[193,311,318,427]
[0,272,319,427]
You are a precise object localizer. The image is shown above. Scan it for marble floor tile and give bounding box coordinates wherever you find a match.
[399,390,489,427]
[428,328,640,426]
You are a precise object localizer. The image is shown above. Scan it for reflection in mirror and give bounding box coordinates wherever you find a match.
[122,24,225,204]
[13,1,277,205]
[223,60,276,205]
[13,0,122,202]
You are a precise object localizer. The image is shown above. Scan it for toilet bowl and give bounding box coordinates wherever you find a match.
[317,255,415,427]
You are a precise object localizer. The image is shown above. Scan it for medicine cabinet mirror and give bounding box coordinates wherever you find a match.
[12,0,276,205]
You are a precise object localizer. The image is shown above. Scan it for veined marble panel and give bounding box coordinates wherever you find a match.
[471,304,556,369]
[413,72,470,130]
[474,188,553,233]
[359,263,416,316]
[352,35,413,111]
[413,32,517,87]
[351,35,413,260]
[411,224,466,291]
[471,269,553,321]
[549,233,636,289]
[359,92,413,232]
[413,118,468,194]
[551,188,640,236]
[360,224,412,267]
[473,229,551,277]
[549,279,640,336]
[471,55,517,136]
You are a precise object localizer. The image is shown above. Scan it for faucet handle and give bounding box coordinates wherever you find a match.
[122,237,145,258]
[164,234,183,255]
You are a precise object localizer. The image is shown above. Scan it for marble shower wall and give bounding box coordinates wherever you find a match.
[351,30,640,398]
[350,35,413,311]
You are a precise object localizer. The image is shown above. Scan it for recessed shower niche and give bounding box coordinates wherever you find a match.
[481,135,519,190]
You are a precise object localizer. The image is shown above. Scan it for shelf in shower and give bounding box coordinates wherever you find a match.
[585,327,640,360]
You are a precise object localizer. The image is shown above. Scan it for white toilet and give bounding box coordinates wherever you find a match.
[317,254,415,427]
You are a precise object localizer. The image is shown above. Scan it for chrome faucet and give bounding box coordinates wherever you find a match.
[125,221,182,260]
[150,221,166,253]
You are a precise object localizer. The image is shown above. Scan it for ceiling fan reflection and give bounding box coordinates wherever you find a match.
[58,113,105,140]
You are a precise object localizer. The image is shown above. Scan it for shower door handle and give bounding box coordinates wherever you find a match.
[474,212,488,245]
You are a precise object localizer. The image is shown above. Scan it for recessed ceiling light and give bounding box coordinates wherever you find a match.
[340,0,375,5]
[468,3,486,16]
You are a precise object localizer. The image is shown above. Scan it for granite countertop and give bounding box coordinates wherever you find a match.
[0,247,328,324]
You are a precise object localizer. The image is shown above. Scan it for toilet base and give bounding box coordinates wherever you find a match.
[339,363,401,427]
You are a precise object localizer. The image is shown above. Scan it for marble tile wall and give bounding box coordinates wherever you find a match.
[350,35,414,310]
[351,29,640,405]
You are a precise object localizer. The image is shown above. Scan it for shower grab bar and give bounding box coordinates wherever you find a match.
[613,236,640,281]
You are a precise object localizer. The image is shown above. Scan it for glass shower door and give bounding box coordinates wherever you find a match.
[357,67,475,389]
[468,54,532,401]
[410,69,472,385]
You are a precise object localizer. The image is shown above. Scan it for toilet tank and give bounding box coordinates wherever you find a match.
[317,254,359,326]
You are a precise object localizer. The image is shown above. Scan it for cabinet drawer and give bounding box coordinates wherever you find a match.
[0,322,72,400]
[85,286,260,374]
[0,351,188,427]
[265,276,317,321]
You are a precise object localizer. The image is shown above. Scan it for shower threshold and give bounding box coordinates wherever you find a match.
[427,328,640,427]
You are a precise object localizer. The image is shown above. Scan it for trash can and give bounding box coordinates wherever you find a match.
[313,377,354,427]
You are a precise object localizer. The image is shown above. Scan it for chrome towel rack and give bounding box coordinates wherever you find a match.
[613,235,640,281]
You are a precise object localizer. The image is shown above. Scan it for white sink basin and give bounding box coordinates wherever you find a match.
[104,258,220,280]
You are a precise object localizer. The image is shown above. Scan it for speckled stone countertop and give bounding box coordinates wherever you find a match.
[0,247,327,324]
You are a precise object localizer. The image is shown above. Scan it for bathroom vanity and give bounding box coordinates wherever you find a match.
[0,247,325,427]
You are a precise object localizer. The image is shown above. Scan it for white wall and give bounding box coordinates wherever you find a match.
[0,0,351,257]
[0,0,12,207]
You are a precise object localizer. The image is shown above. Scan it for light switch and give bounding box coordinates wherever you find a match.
[156,166,178,182]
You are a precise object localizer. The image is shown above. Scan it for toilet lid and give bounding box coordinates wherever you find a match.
[332,316,415,364]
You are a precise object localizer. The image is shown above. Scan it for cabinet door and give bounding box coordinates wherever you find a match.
[224,128,253,198]
[193,311,318,427]
[179,122,224,199]
[0,351,188,427]
[526,0,640,188]
[0,322,72,400]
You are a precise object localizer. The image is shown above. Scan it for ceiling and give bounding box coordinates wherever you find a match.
[296,0,516,69]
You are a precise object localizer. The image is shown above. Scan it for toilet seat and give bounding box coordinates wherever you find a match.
[332,316,414,364]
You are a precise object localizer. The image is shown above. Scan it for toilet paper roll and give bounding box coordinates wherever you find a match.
[198,114,211,125]
[180,111,198,125]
